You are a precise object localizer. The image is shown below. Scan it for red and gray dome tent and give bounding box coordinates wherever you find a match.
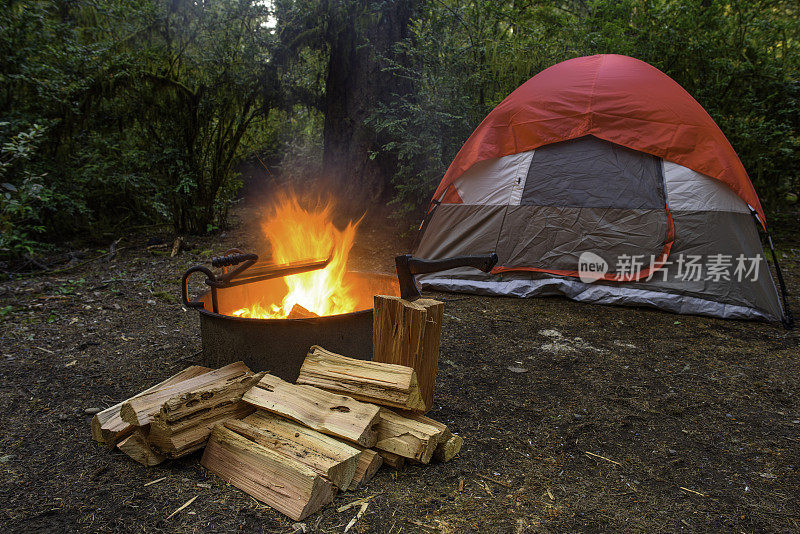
[415,54,792,324]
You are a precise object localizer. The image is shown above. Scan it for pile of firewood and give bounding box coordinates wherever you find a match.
[90,345,462,521]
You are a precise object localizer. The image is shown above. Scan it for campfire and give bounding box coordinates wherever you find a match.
[232,194,363,320]
[94,196,499,523]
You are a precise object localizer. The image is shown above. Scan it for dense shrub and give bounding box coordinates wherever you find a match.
[0,0,278,259]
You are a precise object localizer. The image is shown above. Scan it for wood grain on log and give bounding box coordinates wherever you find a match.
[297,345,425,411]
[201,424,336,521]
[238,411,361,489]
[376,449,405,469]
[372,296,443,411]
[148,401,256,459]
[373,407,445,463]
[242,374,380,447]
[398,411,464,462]
[120,362,251,427]
[433,433,463,462]
[117,430,165,466]
[91,365,211,447]
[348,448,383,490]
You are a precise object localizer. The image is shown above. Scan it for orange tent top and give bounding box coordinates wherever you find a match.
[432,54,766,226]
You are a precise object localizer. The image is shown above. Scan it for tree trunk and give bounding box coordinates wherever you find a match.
[322,0,419,216]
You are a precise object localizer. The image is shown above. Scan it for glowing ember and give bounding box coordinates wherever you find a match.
[232,194,361,319]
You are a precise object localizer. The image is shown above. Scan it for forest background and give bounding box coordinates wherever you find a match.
[1,0,797,262]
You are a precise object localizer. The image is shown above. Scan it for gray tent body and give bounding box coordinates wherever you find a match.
[415,136,783,321]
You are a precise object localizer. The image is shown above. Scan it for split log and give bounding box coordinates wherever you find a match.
[373,408,445,464]
[120,361,251,427]
[242,374,380,447]
[348,448,383,490]
[117,430,165,466]
[231,412,360,489]
[297,345,425,412]
[148,403,256,458]
[376,450,405,469]
[146,371,264,458]
[399,412,462,462]
[91,365,212,447]
[201,424,336,521]
[372,296,443,411]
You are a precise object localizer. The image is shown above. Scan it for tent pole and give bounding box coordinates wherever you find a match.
[752,211,794,328]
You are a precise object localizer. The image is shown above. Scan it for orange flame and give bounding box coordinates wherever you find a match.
[232,194,361,319]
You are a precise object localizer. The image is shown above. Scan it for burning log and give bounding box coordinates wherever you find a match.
[287,303,320,320]
[242,374,381,447]
[373,407,446,464]
[117,430,166,467]
[201,423,336,521]
[372,296,444,412]
[91,365,212,447]
[348,447,383,490]
[146,371,264,458]
[119,362,252,427]
[297,345,426,412]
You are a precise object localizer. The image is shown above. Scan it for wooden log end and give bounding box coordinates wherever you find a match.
[117,431,165,466]
[201,424,336,521]
[347,449,383,491]
[377,450,405,470]
[374,408,445,463]
[433,433,463,462]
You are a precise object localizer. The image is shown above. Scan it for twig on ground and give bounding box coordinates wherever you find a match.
[679,486,706,497]
[144,476,167,487]
[585,451,622,466]
[17,247,131,278]
[166,495,198,519]
[344,502,368,533]
[408,519,439,530]
[337,494,378,513]
[171,237,184,257]
[476,473,511,487]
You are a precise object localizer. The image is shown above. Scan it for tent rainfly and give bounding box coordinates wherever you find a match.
[415,54,792,324]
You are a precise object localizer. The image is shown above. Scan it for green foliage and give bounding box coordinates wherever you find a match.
[0,0,280,259]
[0,123,56,257]
[126,0,279,232]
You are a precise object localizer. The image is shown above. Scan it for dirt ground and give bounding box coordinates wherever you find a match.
[1,202,799,533]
